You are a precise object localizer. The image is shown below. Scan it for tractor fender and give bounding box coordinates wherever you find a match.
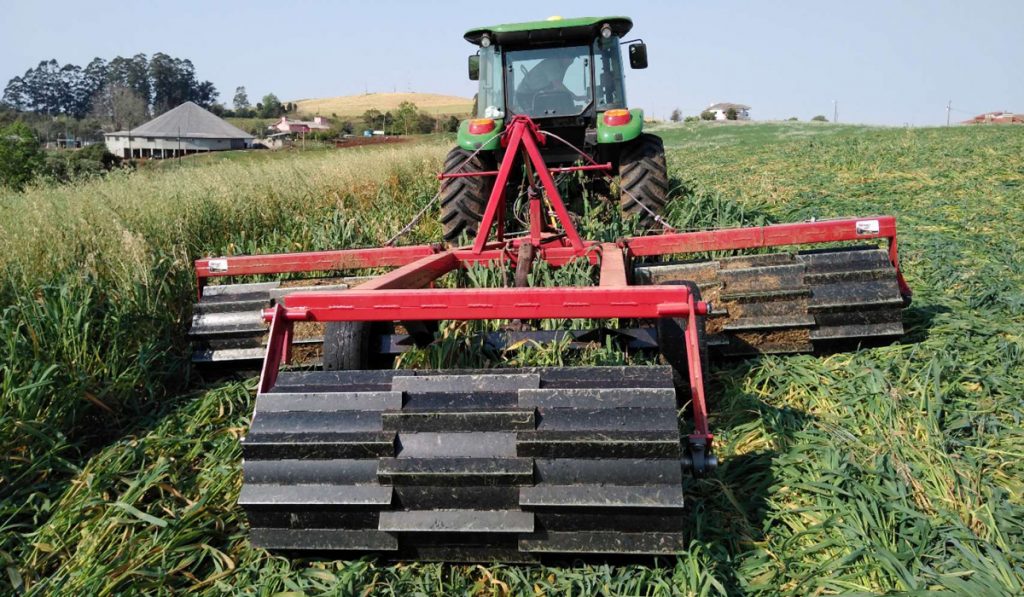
[596,108,644,144]
[456,118,504,151]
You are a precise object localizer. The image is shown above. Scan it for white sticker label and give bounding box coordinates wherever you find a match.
[208,259,229,273]
[855,220,880,235]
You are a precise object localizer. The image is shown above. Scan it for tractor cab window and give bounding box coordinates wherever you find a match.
[476,45,505,119]
[593,36,627,110]
[505,45,593,118]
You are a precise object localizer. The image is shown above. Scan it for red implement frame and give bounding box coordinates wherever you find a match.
[201,116,914,461]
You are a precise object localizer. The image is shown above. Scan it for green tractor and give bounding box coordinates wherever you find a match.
[441,15,668,241]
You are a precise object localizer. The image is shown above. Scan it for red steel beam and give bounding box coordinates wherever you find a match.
[257,303,292,394]
[683,291,710,439]
[598,243,628,287]
[518,121,585,253]
[354,251,461,290]
[195,244,438,279]
[274,286,706,322]
[453,242,599,268]
[625,216,898,257]
[472,123,524,253]
[437,162,611,180]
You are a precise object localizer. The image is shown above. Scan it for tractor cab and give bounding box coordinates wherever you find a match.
[461,16,647,162]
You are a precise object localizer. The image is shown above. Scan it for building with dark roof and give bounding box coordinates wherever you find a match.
[104,101,253,158]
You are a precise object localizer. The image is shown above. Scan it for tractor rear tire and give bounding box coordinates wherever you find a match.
[322,321,370,370]
[619,133,669,228]
[440,147,495,242]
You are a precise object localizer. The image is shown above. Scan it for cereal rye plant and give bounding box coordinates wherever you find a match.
[2,124,1024,594]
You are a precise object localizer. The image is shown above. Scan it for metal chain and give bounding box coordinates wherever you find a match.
[385,131,504,246]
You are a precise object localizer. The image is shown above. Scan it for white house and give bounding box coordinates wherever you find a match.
[104,101,253,159]
[706,102,751,121]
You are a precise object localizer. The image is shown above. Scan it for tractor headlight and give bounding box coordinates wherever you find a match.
[480,34,491,48]
[600,24,612,39]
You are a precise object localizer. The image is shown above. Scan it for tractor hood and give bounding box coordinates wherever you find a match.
[465,16,632,47]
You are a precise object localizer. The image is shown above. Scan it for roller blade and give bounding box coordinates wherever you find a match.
[189,279,358,364]
[635,246,906,355]
[239,366,694,561]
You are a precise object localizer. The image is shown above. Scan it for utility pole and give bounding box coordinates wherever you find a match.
[833,100,838,124]
[946,100,952,126]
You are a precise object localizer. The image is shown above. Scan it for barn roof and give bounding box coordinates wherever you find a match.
[107,102,253,139]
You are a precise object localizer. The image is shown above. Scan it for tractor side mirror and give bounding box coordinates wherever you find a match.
[628,43,648,69]
[468,55,480,80]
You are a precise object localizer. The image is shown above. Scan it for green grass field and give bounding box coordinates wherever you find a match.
[2,122,1023,595]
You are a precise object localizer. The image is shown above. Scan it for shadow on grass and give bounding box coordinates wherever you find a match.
[900,301,952,345]
[681,357,817,591]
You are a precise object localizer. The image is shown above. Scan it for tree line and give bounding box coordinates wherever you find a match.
[361,102,460,135]
[2,54,217,128]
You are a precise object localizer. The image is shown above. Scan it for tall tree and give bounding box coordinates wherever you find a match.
[259,93,283,118]
[74,58,109,119]
[2,76,28,110]
[361,109,382,131]
[192,80,218,108]
[395,101,419,135]
[107,54,151,108]
[90,83,148,131]
[232,86,250,111]
[149,54,217,112]
[4,52,216,118]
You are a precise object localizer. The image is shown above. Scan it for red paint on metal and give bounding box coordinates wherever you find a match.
[683,291,709,437]
[518,120,584,252]
[281,285,700,322]
[598,243,628,287]
[529,189,543,246]
[546,163,612,174]
[354,251,460,290]
[624,215,911,299]
[473,122,524,253]
[195,244,438,279]
[257,304,291,394]
[438,163,610,180]
[471,116,584,254]
[625,216,898,256]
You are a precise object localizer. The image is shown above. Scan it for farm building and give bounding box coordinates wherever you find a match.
[706,102,751,121]
[962,111,1023,124]
[104,101,253,159]
[270,116,331,134]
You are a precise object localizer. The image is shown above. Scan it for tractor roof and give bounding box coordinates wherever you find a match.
[464,16,632,47]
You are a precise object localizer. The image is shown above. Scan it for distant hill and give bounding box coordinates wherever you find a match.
[292,92,473,118]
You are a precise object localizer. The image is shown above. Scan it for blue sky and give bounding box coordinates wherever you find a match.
[1,0,1021,125]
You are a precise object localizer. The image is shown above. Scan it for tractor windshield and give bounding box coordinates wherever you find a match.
[505,45,593,118]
